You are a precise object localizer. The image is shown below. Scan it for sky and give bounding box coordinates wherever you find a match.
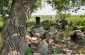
[32,2,85,16]
[32,3,56,16]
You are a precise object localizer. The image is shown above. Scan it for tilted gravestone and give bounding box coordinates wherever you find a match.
[71,30,85,44]
[36,42,48,55]
[59,19,69,29]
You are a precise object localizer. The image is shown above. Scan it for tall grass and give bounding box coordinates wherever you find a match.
[26,15,85,28]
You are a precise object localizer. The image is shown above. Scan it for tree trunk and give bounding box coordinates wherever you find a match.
[1,0,36,55]
[64,10,66,19]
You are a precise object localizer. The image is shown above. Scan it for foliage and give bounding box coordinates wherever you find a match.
[41,20,54,29]
[0,19,4,32]
[0,0,42,19]
[26,0,42,19]
[79,15,85,17]
[66,13,72,18]
[26,16,85,31]
[25,48,32,55]
[31,0,42,13]
[47,0,71,13]
[0,0,11,18]
[46,0,85,17]
[26,21,35,27]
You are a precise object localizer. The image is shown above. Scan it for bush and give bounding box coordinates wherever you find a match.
[81,20,85,26]
[79,15,85,17]
[66,13,72,18]
[26,22,35,27]
[41,20,54,29]
[25,48,32,55]
[0,19,4,32]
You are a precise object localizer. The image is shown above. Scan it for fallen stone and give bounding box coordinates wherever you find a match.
[43,32,51,40]
[52,34,60,43]
[33,53,40,55]
[71,30,85,44]
[8,50,21,55]
[52,32,62,43]
[59,18,69,29]
[34,27,45,33]
[49,29,58,37]
[36,42,48,55]
[48,47,55,55]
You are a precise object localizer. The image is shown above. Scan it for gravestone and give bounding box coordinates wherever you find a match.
[60,18,69,29]
[71,30,85,44]
[49,28,58,38]
[36,17,40,25]
[42,31,51,40]
[52,34,60,43]
[36,42,48,55]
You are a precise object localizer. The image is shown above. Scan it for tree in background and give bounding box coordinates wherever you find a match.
[47,0,85,18]
[71,0,85,12]
[0,0,42,19]
[47,0,71,18]
[0,0,37,55]
[27,0,42,19]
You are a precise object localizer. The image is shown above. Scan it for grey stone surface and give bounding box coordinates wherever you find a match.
[71,30,85,43]
[36,42,48,55]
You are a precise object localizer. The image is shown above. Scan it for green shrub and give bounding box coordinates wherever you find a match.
[76,21,82,25]
[79,15,85,17]
[66,13,72,18]
[25,48,32,55]
[26,22,35,27]
[0,19,4,32]
[41,20,54,29]
[81,20,85,26]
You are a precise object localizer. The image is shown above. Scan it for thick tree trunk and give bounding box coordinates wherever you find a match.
[1,0,36,55]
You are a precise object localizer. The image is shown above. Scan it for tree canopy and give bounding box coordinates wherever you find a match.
[1,0,85,19]
[0,0,11,18]
[27,0,42,19]
[0,0,42,19]
[47,0,85,14]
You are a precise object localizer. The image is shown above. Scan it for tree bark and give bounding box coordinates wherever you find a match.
[1,0,36,55]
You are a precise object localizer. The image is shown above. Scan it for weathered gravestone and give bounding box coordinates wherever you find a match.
[34,27,48,40]
[34,27,45,33]
[52,32,63,43]
[60,18,69,29]
[73,25,83,31]
[71,30,85,44]
[52,34,60,43]
[27,26,35,37]
[41,31,51,40]
[49,26,58,38]
[36,42,48,55]
[48,47,55,55]
[36,17,40,25]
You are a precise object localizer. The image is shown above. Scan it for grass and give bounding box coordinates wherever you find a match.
[0,16,85,36]
[66,16,85,25]
[25,48,32,55]
[26,15,85,27]
[0,19,4,27]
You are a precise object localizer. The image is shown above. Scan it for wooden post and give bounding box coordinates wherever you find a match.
[36,17,40,25]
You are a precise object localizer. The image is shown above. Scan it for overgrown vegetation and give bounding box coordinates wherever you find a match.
[0,15,85,54]
[0,15,85,35]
